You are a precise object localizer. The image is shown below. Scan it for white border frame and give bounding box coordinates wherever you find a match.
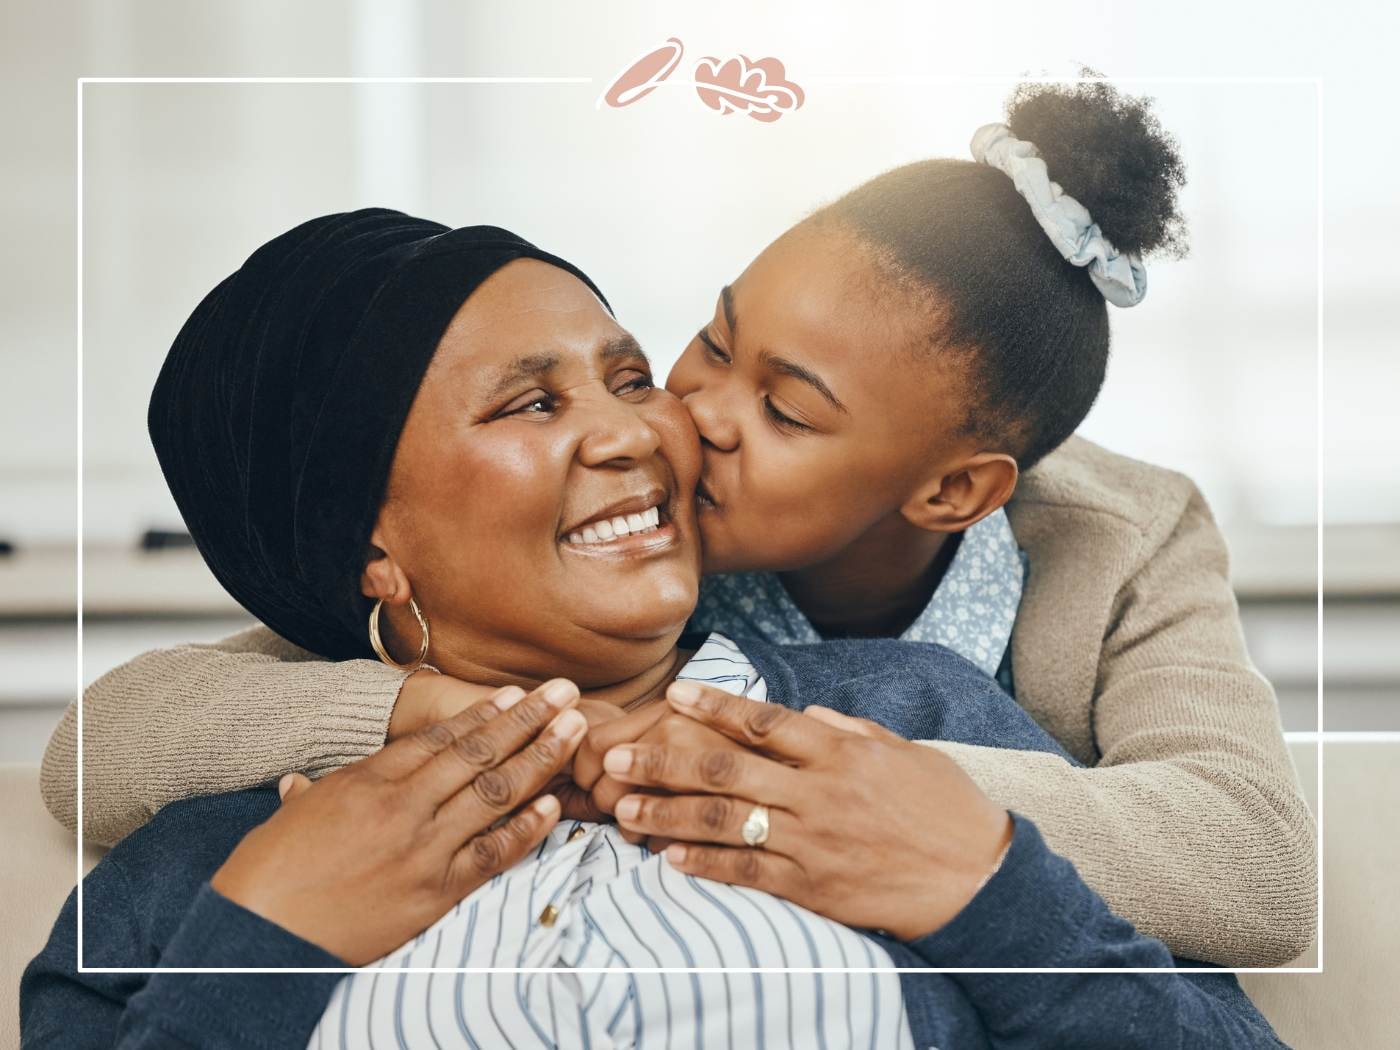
[76,74,1326,977]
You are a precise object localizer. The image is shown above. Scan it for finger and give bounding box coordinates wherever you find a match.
[410,679,580,803]
[665,683,831,764]
[614,792,801,853]
[662,841,804,898]
[571,733,607,795]
[434,706,588,831]
[583,701,670,760]
[555,779,611,824]
[592,777,665,841]
[574,704,670,793]
[601,739,799,803]
[802,705,901,743]
[277,772,312,803]
[588,773,638,817]
[371,684,528,779]
[446,794,562,897]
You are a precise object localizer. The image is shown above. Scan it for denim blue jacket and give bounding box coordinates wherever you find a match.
[21,638,1286,1049]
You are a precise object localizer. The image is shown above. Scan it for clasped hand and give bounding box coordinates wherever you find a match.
[240,672,1015,959]
[212,679,588,965]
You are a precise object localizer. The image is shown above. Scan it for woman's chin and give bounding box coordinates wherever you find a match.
[578,576,699,642]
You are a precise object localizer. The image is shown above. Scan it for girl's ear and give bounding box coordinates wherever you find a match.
[360,524,414,605]
[901,452,1019,534]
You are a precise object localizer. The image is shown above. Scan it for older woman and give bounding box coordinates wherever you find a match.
[23,210,1283,1049]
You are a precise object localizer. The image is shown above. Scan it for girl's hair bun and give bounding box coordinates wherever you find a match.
[1006,73,1188,259]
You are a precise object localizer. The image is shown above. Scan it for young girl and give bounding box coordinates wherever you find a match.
[47,80,1315,967]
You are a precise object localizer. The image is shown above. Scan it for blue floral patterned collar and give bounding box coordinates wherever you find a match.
[690,508,1026,679]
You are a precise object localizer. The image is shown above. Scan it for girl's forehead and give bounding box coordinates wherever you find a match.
[738,226,926,335]
[727,237,967,452]
[733,261,934,381]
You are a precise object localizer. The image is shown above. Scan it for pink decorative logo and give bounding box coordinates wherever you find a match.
[601,37,686,109]
[600,38,804,124]
[693,55,804,123]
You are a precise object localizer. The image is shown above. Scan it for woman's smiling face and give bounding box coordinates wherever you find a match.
[666,223,981,575]
[372,259,702,686]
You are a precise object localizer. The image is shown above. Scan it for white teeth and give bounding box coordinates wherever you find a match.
[564,505,666,546]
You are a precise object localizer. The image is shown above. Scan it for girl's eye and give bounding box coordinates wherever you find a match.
[697,329,731,364]
[764,397,812,433]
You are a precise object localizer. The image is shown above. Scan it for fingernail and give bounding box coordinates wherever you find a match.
[541,679,578,708]
[603,747,634,775]
[548,709,587,739]
[668,681,701,706]
[665,844,688,865]
[277,773,294,799]
[532,794,560,817]
[615,796,641,821]
[494,686,527,710]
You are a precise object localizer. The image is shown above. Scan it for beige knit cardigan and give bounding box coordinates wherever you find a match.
[41,436,1318,967]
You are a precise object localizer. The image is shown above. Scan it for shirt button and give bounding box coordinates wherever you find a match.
[539,904,560,927]
[567,825,588,842]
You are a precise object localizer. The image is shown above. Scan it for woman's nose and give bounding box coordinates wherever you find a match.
[682,387,739,452]
[576,392,663,466]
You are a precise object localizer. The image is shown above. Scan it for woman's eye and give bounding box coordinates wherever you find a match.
[498,391,556,418]
[615,372,655,396]
[764,397,811,432]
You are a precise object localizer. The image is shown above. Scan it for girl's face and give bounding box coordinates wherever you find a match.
[666,223,982,575]
[373,259,702,686]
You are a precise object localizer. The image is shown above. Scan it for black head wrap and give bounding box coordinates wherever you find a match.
[149,208,610,659]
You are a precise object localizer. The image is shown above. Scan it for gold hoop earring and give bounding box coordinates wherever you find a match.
[368,596,430,671]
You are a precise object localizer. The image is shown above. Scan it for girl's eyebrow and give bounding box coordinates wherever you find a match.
[720,284,737,334]
[760,350,849,414]
[720,283,846,414]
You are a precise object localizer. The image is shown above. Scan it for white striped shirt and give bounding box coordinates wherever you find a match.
[309,634,914,1049]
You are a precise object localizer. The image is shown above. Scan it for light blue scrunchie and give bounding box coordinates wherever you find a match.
[970,123,1148,308]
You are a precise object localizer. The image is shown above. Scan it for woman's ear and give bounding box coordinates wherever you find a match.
[901,452,1019,534]
[360,524,414,605]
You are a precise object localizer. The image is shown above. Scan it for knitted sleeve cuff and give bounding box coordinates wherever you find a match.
[293,659,409,776]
